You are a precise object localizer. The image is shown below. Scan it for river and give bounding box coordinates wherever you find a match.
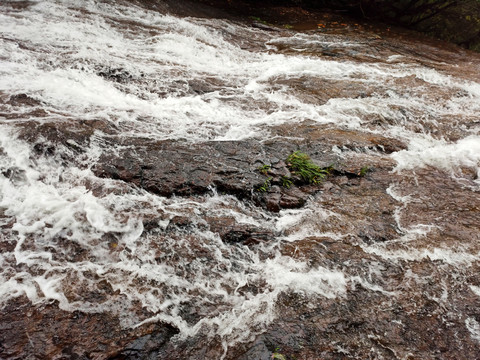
[1,0,479,359]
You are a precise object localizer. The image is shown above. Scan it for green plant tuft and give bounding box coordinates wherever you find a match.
[359,165,370,177]
[256,177,272,192]
[250,16,268,25]
[258,164,271,175]
[286,151,329,184]
[272,347,287,360]
[281,176,293,189]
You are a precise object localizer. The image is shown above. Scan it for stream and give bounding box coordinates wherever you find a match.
[1,0,480,359]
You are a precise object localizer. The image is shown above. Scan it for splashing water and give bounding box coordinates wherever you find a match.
[1,0,480,358]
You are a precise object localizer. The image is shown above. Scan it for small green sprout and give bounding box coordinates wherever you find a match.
[359,166,370,177]
[250,16,268,25]
[258,164,271,175]
[281,176,293,189]
[257,177,273,192]
[272,347,287,360]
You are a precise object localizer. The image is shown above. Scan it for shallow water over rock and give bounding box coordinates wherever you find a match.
[0,0,479,359]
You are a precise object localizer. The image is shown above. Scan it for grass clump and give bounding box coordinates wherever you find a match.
[255,152,329,193]
[257,164,271,175]
[358,165,370,177]
[256,177,272,192]
[272,347,287,360]
[281,176,293,189]
[286,151,329,184]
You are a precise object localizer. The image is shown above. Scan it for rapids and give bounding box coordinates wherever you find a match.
[0,0,479,359]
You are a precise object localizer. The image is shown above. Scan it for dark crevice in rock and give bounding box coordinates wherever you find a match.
[7,93,42,107]
[97,67,139,83]
[222,228,274,246]
[107,323,180,360]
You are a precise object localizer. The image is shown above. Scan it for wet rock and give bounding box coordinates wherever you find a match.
[33,143,56,157]
[16,119,117,156]
[278,186,309,209]
[265,192,282,212]
[13,119,398,216]
[233,259,480,360]
[195,0,480,51]
[270,123,408,155]
[222,227,273,246]
[251,21,280,32]
[0,297,176,360]
[358,0,480,52]
[7,93,41,107]
[358,222,394,244]
[206,216,275,245]
[277,192,307,209]
[3,3,479,358]
[205,215,237,235]
[269,160,290,177]
[12,118,398,218]
[318,171,401,243]
[93,138,341,212]
[108,323,179,360]
[187,78,223,95]
[166,215,196,232]
[142,217,164,232]
[236,339,271,360]
[97,67,136,83]
[2,166,27,185]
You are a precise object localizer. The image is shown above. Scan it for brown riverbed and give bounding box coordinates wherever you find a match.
[1,0,480,359]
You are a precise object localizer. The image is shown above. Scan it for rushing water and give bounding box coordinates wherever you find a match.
[1,0,480,358]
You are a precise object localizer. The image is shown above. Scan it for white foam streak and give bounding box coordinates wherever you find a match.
[363,245,479,267]
[35,275,70,306]
[392,136,480,179]
[0,128,143,257]
[350,276,396,296]
[466,318,480,344]
[470,285,480,297]
[264,256,346,299]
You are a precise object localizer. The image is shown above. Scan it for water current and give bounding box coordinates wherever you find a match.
[1,0,480,358]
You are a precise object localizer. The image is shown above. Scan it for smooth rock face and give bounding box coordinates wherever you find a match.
[1,0,480,359]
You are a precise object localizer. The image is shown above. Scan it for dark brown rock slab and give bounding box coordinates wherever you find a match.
[15,119,118,161]
[0,297,178,360]
[92,137,342,212]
